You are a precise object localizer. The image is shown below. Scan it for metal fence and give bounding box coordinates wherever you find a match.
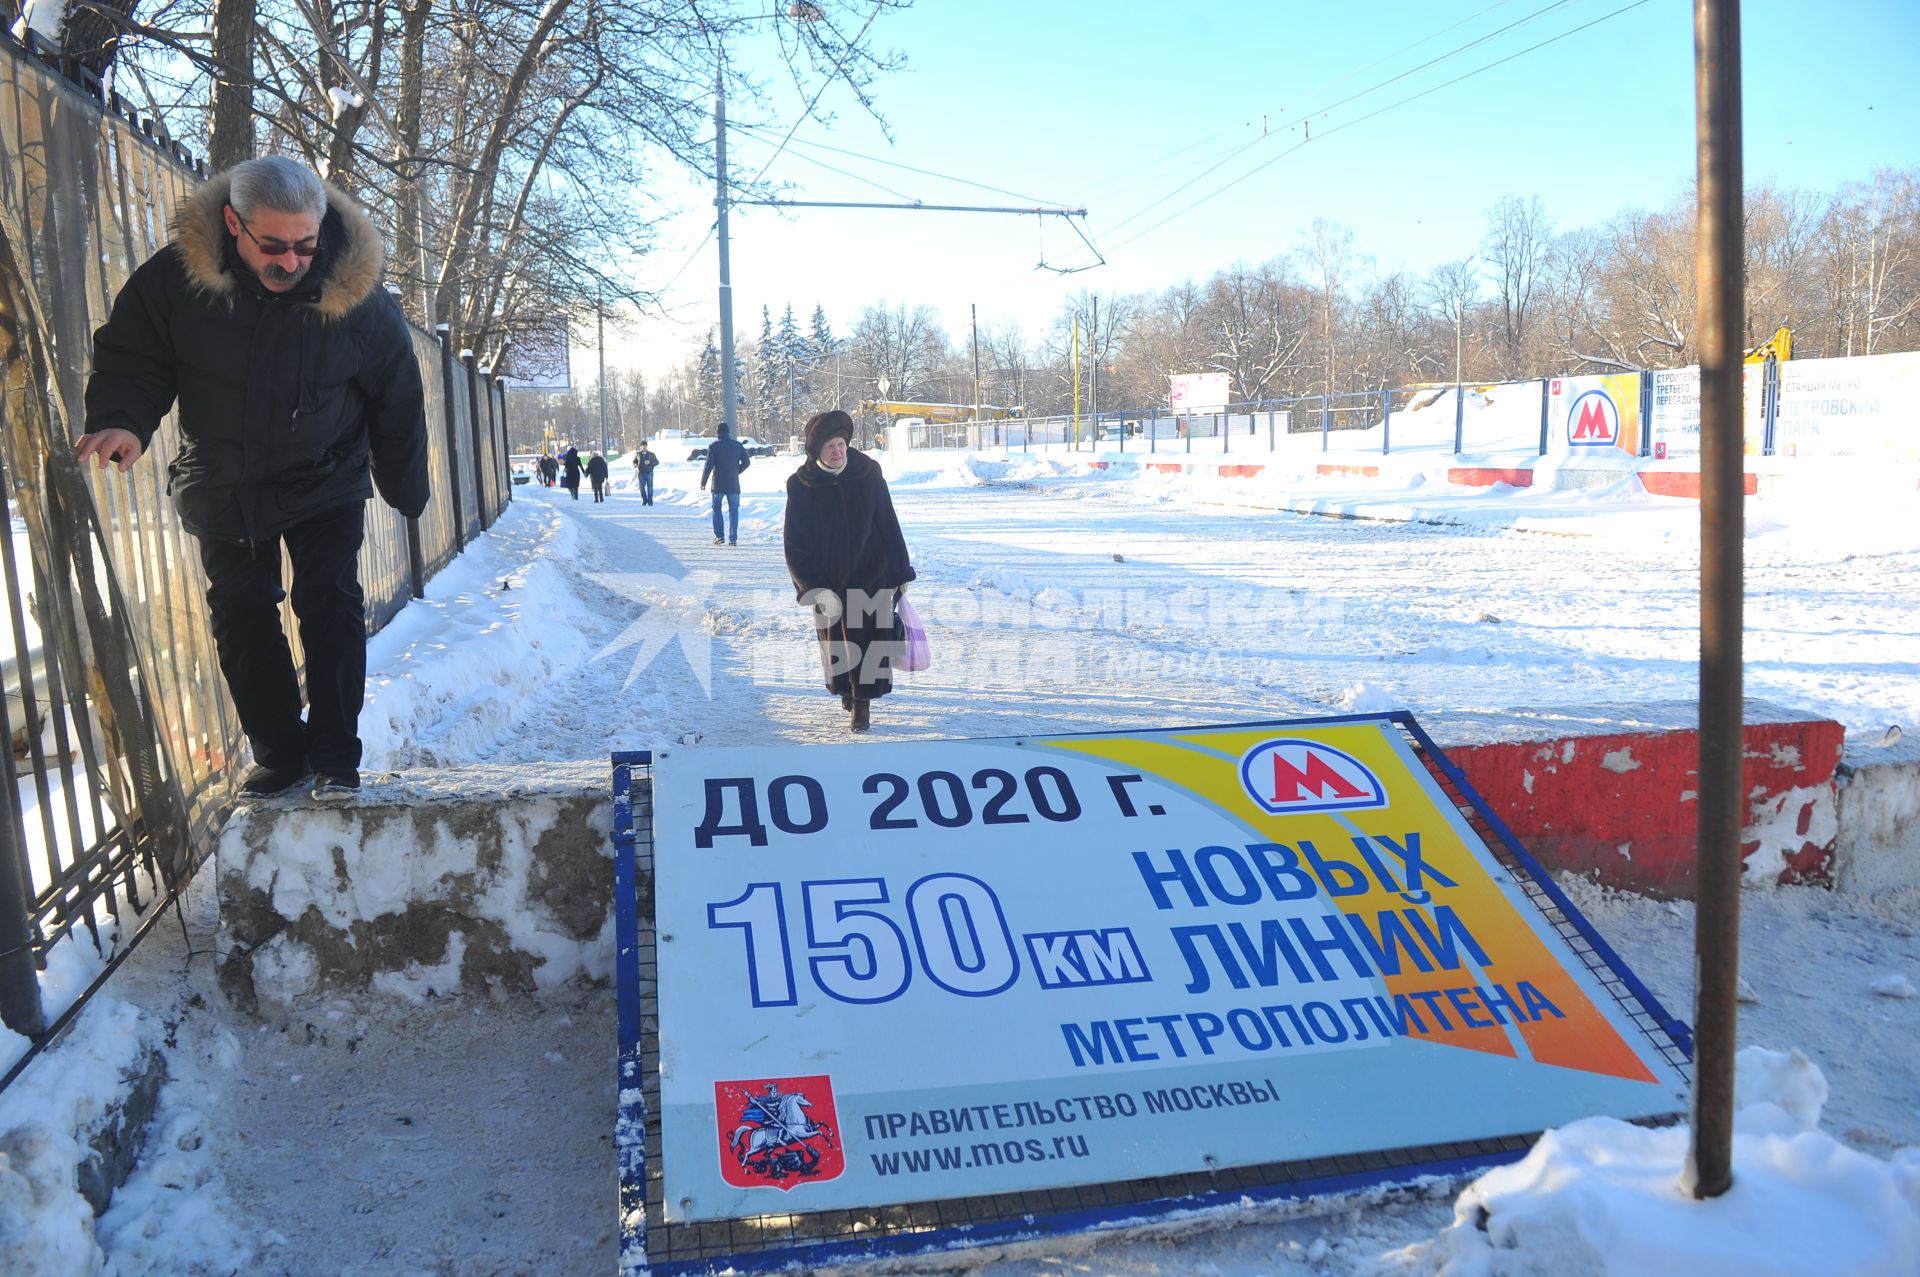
[895,379,1632,459]
[0,31,513,1088]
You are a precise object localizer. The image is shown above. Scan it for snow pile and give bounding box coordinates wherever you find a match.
[1437,1047,1920,1277]
[0,997,251,1277]
[359,501,599,769]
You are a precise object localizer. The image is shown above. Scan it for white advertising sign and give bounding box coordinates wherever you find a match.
[1169,372,1230,416]
[1773,351,1920,458]
[651,720,1687,1223]
[1648,365,1764,457]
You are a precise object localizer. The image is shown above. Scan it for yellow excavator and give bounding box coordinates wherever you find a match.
[1744,326,1791,365]
[860,400,1024,422]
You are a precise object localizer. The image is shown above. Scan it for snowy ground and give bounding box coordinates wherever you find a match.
[4,451,1919,1275]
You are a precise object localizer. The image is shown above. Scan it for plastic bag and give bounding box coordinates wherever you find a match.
[898,595,931,672]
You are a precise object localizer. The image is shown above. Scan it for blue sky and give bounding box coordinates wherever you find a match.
[608,0,1920,381]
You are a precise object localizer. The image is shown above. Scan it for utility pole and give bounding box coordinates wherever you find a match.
[971,303,982,441]
[1071,316,1081,448]
[1089,294,1100,437]
[715,73,739,434]
[597,287,609,456]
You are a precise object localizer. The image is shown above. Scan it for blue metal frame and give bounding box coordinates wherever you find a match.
[611,716,1693,1275]
[612,749,652,1273]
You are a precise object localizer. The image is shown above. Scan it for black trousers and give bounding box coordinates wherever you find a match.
[198,502,367,774]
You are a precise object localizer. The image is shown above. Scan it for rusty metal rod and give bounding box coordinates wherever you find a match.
[1689,0,1745,1201]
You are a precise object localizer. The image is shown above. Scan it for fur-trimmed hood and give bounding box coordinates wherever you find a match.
[171,170,384,322]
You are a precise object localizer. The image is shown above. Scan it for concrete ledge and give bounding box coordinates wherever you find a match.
[1640,470,1759,499]
[215,762,617,1014]
[1425,702,1845,897]
[1835,735,1920,895]
[1448,466,1535,488]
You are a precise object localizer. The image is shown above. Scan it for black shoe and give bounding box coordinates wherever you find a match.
[850,701,870,733]
[241,762,308,796]
[312,770,361,804]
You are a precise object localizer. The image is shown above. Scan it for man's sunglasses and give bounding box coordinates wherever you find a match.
[232,208,321,258]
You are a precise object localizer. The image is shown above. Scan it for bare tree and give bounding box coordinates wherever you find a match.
[1481,194,1552,374]
[1820,168,1920,355]
[1425,257,1481,383]
[208,0,256,168]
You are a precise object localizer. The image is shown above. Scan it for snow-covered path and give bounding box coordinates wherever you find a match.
[379,457,1920,768]
[17,456,1917,1276]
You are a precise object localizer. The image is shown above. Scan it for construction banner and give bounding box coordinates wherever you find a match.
[1547,373,1644,457]
[649,717,1687,1222]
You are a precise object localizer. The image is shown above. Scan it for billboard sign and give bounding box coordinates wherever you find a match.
[1547,374,1644,456]
[646,717,1688,1224]
[1169,372,1230,416]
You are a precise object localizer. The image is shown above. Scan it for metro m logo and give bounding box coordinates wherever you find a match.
[1239,739,1387,815]
[1565,389,1620,448]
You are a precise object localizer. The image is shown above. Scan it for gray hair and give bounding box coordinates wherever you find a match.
[226,156,326,222]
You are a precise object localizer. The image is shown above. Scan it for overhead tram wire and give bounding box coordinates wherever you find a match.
[1080,0,1527,211]
[730,121,1067,207]
[1101,0,1583,238]
[1082,0,1528,214]
[1104,0,1656,256]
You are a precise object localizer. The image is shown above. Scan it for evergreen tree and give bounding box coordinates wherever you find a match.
[696,329,722,424]
[776,303,806,432]
[754,306,782,436]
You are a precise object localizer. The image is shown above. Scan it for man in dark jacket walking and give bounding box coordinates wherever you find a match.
[633,440,658,505]
[699,420,750,545]
[75,156,429,804]
[586,450,609,502]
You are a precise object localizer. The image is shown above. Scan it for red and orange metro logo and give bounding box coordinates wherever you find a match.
[1239,739,1387,815]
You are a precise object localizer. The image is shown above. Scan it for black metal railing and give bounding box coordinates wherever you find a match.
[0,32,515,1090]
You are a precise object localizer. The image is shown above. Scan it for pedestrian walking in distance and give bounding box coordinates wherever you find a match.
[587,450,609,502]
[783,410,915,733]
[76,156,429,803]
[700,420,750,544]
[633,440,658,505]
[561,444,582,499]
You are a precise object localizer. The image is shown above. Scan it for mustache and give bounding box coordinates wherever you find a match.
[263,261,308,284]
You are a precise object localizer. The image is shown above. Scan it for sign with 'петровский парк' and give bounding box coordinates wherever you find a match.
[649,716,1689,1223]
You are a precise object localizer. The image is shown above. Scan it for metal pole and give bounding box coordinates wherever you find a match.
[1071,316,1080,449]
[1539,377,1552,455]
[435,325,466,547]
[597,288,609,456]
[1688,0,1745,1204]
[716,72,739,435]
[971,303,981,434]
[1382,390,1393,455]
[1454,305,1466,454]
[462,349,490,532]
[1089,295,1098,433]
[0,777,44,1037]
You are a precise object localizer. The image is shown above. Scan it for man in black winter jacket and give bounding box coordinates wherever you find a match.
[75,156,429,804]
[699,420,750,544]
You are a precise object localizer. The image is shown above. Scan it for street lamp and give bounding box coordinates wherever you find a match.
[715,3,823,435]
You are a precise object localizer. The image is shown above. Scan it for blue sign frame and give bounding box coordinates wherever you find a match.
[612,713,1693,1275]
